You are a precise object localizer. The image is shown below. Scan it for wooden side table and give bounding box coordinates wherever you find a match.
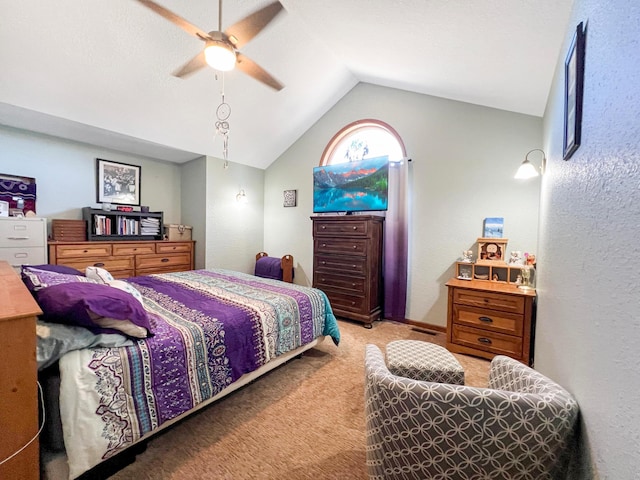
[0,261,41,479]
[446,278,536,366]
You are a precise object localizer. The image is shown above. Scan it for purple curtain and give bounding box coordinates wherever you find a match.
[383,158,409,321]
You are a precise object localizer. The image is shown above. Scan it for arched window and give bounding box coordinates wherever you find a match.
[320,119,406,165]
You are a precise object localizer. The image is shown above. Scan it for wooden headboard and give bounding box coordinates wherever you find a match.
[255,252,294,283]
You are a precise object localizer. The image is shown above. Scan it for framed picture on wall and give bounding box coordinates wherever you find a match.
[283,189,297,207]
[96,158,141,206]
[563,21,586,160]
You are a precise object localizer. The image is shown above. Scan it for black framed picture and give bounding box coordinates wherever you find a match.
[563,22,586,160]
[96,158,141,206]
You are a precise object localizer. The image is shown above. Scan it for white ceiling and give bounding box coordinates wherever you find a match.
[0,0,573,169]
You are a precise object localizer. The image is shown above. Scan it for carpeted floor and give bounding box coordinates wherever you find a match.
[110,319,490,480]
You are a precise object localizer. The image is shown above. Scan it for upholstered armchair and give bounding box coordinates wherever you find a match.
[364,344,579,480]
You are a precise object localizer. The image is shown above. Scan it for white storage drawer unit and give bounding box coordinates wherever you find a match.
[0,217,47,269]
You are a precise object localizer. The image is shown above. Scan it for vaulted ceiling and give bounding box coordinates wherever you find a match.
[0,0,573,169]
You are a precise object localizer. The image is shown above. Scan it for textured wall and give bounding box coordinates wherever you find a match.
[265,83,542,326]
[204,157,265,274]
[0,125,182,226]
[538,1,640,477]
[180,157,207,269]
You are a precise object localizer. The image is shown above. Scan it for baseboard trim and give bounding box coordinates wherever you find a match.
[387,318,446,334]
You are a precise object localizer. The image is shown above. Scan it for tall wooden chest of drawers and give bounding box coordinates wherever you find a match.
[48,240,195,277]
[446,278,536,365]
[312,215,384,327]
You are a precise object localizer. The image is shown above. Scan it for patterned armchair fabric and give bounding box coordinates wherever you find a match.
[364,344,579,480]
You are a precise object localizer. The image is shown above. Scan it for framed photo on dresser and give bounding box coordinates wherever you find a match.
[96,158,141,206]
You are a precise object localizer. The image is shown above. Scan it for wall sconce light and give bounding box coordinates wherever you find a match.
[236,189,248,204]
[515,149,546,179]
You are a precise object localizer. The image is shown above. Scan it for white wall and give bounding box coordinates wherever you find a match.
[538,1,640,477]
[180,156,207,269]
[265,83,542,327]
[204,156,265,274]
[0,125,182,226]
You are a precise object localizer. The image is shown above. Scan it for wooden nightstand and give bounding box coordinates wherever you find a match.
[446,278,536,366]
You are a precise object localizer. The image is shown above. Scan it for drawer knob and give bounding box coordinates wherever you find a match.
[322,243,326,247]
[133,248,137,251]
[353,245,357,249]
[161,258,170,262]
[321,225,326,229]
[352,265,356,268]
[478,337,492,345]
[479,316,493,323]
[351,301,356,306]
[352,226,357,230]
[321,261,326,265]
[352,283,356,287]
[484,298,489,303]
[83,249,89,253]
[94,262,105,267]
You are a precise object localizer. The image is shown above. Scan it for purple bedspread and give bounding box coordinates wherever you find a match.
[60,269,339,477]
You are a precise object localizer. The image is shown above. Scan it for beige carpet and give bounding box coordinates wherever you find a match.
[110,319,490,480]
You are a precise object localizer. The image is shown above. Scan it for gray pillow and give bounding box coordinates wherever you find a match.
[37,320,133,370]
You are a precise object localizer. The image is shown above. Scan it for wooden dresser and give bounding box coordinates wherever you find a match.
[0,261,41,479]
[312,215,384,327]
[48,240,195,277]
[446,278,536,365]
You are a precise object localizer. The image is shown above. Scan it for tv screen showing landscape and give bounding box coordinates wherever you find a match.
[313,156,389,213]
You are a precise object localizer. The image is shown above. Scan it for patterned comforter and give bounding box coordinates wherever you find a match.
[59,269,340,478]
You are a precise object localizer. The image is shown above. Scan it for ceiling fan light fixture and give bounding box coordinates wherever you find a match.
[204,40,237,71]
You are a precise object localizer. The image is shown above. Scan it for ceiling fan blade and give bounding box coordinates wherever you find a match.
[135,0,213,42]
[172,51,207,78]
[224,1,284,49]
[236,52,284,91]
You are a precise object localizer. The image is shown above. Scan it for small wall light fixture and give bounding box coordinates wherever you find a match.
[236,189,248,204]
[515,149,546,179]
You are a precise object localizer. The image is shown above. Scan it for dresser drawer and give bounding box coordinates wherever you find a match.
[453,305,524,336]
[112,243,156,256]
[322,290,367,313]
[314,272,366,295]
[314,238,368,256]
[451,324,523,358]
[59,256,135,273]
[453,288,525,314]
[156,242,192,254]
[54,244,112,258]
[313,219,371,237]
[136,265,190,276]
[0,219,46,247]
[314,254,367,275]
[0,247,47,267]
[135,253,191,270]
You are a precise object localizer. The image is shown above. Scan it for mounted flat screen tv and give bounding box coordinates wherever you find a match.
[313,156,389,214]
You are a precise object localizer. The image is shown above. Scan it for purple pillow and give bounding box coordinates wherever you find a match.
[25,264,85,276]
[22,266,97,294]
[36,282,153,338]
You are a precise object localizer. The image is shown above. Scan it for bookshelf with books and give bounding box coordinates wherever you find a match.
[83,207,163,241]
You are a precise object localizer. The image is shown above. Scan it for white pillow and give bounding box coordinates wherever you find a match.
[91,317,149,338]
[86,266,115,283]
[108,279,144,305]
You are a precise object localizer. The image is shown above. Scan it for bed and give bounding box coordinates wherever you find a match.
[27,266,340,479]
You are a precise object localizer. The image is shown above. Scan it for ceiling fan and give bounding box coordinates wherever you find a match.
[135,0,285,91]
